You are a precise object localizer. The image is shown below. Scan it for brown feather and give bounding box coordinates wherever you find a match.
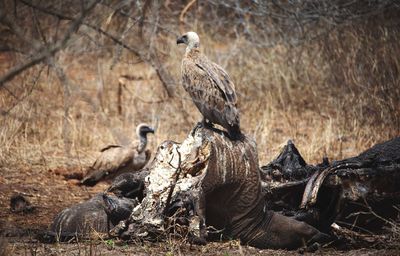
[181,48,241,137]
[81,143,150,186]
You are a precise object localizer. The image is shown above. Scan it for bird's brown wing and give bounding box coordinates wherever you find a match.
[92,147,132,171]
[182,60,224,112]
[81,146,136,186]
[181,53,240,130]
[194,55,237,104]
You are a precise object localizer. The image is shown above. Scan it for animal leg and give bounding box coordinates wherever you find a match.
[249,211,330,250]
[227,124,242,140]
[188,189,207,245]
[191,121,204,136]
[202,118,214,129]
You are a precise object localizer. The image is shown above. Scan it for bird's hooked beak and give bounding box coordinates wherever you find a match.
[136,124,155,139]
[176,35,186,45]
[143,126,155,134]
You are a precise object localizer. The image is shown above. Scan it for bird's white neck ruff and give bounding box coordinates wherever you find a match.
[186,43,200,54]
[185,31,200,53]
[137,136,147,153]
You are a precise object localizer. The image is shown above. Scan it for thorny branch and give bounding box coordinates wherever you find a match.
[0,64,45,117]
[0,0,100,88]
[49,58,73,164]
[18,0,176,98]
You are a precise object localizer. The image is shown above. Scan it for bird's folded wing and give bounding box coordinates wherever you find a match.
[194,58,237,104]
[91,147,133,173]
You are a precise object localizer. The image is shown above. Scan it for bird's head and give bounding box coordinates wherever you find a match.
[177,31,200,50]
[136,123,155,138]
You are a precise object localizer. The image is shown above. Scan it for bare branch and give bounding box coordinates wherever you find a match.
[19,0,176,97]
[0,0,100,88]
[179,0,197,33]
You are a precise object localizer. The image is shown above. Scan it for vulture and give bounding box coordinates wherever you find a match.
[81,123,155,186]
[177,31,241,139]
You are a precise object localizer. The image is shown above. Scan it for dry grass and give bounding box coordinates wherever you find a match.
[1,22,399,170]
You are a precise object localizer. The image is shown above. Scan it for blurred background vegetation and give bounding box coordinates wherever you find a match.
[0,0,399,171]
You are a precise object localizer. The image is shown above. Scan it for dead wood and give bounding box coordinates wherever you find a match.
[331,222,389,249]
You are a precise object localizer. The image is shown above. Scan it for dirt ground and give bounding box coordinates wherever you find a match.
[0,164,399,256]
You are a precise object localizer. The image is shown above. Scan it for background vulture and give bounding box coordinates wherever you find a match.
[80,123,155,186]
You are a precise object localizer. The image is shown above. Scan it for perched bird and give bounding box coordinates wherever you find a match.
[177,31,241,139]
[81,123,155,186]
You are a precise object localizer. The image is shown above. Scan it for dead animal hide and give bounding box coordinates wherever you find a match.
[40,193,137,243]
[115,127,329,249]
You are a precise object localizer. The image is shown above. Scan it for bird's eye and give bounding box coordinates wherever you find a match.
[183,35,187,39]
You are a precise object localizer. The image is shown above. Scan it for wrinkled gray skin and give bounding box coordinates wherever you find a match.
[124,127,329,250]
[107,171,149,201]
[193,128,329,249]
[333,136,400,166]
[50,193,137,238]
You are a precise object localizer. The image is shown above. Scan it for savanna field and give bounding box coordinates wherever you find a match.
[1,1,400,255]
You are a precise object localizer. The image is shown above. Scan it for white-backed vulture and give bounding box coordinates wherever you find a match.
[81,124,155,186]
[177,31,241,139]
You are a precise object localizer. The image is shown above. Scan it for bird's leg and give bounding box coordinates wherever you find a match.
[191,119,214,136]
[191,121,204,136]
[202,118,214,129]
[188,189,207,245]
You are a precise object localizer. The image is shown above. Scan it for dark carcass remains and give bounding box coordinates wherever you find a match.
[261,137,400,244]
[46,127,400,249]
[111,127,330,249]
[41,193,137,242]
